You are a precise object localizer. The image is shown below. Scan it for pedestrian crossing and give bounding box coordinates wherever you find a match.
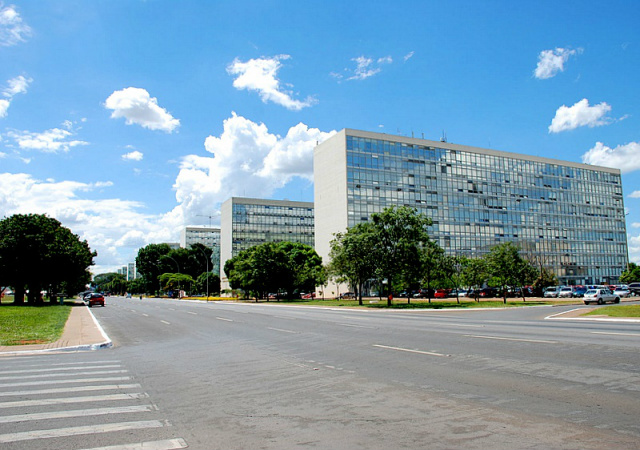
[0,355,187,450]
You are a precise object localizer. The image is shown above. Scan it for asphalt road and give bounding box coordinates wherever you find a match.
[2,297,640,449]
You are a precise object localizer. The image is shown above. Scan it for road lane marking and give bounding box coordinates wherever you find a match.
[0,369,128,381]
[464,334,557,344]
[78,438,188,450]
[0,383,141,397]
[161,320,171,325]
[267,327,297,334]
[0,420,165,443]
[216,317,233,322]
[187,312,198,315]
[0,392,148,409]
[591,331,640,337]
[142,313,149,317]
[373,344,448,357]
[0,376,131,388]
[0,364,122,375]
[339,323,375,329]
[0,405,153,423]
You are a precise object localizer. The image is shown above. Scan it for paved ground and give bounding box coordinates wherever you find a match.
[0,301,111,355]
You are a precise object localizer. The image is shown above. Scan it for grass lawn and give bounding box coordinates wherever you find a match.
[0,301,72,346]
[584,304,640,318]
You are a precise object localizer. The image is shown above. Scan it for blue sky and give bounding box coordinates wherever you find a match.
[1,0,639,273]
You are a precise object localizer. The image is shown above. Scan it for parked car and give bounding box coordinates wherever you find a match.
[629,282,640,296]
[557,286,575,298]
[434,289,448,298]
[613,286,631,298]
[583,288,620,305]
[301,292,315,299]
[477,288,496,298]
[339,292,355,299]
[86,293,105,307]
[543,286,561,298]
[572,286,588,298]
[456,289,468,297]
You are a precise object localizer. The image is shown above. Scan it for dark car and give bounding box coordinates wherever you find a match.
[477,288,496,298]
[86,293,105,307]
[572,286,587,297]
[629,282,640,296]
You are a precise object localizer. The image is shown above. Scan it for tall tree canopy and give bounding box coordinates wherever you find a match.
[0,214,96,304]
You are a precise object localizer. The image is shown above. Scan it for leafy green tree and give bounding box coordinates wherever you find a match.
[93,272,127,295]
[440,255,464,304]
[416,240,445,303]
[195,272,220,296]
[136,243,172,293]
[0,214,95,304]
[329,222,378,305]
[159,273,194,297]
[461,257,489,302]
[485,242,528,304]
[371,206,433,306]
[620,263,640,283]
[531,266,558,296]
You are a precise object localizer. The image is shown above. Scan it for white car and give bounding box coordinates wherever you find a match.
[583,288,620,305]
[613,287,631,298]
[557,287,574,298]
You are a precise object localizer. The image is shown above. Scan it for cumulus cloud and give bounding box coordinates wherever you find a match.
[5,121,88,153]
[629,233,640,264]
[122,150,143,161]
[581,141,640,173]
[104,87,180,133]
[0,75,31,118]
[0,172,179,272]
[0,3,31,46]
[165,113,335,227]
[227,55,316,111]
[548,99,613,133]
[629,191,640,199]
[534,47,582,79]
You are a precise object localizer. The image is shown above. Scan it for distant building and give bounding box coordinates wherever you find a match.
[180,226,222,276]
[314,129,628,289]
[220,197,314,290]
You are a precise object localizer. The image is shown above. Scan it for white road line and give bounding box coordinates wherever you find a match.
[0,376,131,388]
[0,383,141,397]
[0,404,153,423]
[0,420,165,444]
[464,334,557,344]
[142,313,149,317]
[267,327,297,334]
[0,364,122,375]
[591,331,640,337]
[0,392,147,409]
[187,311,197,315]
[373,344,448,357]
[216,317,233,322]
[79,438,188,450]
[160,320,171,325]
[339,323,374,329]
[0,369,128,381]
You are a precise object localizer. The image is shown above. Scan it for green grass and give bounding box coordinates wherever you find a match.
[584,305,640,318]
[0,302,72,346]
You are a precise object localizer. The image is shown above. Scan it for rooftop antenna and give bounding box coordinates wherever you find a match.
[440,130,447,143]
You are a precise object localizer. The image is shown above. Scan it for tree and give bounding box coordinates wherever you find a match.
[159,273,194,297]
[195,272,220,296]
[485,242,530,304]
[329,222,378,305]
[620,263,640,283]
[461,257,489,302]
[371,206,433,306]
[0,214,95,304]
[416,240,445,304]
[135,243,172,294]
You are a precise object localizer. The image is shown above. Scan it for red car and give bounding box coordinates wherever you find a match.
[301,293,315,299]
[434,289,448,298]
[86,293,105,307]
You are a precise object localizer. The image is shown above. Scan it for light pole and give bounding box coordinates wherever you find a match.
[193,245,210,301]
[164,255,181,298]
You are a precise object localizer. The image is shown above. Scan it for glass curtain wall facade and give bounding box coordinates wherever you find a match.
[315,129,628,286]
[220,197,315,290]
[180,226,221,276]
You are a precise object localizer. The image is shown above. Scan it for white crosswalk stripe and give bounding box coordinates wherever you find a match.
[0,356,187,449]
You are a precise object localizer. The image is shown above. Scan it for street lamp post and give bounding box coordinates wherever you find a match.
[193,246,210,301]
[164,255,181,298]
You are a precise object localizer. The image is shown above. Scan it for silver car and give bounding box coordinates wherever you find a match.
[558,287,574,298]
[583,288,620,305]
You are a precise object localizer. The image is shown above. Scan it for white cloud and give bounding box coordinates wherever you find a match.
[404,51,414,62]
[166,113,335,227]
[629,191,640,199]
[629,233,640,264]
[0,172,179,273]
[6,122,88,153]
[104,87,180,133]
[122,150,143,161]
[581,141,640,174]
[347,55,393,81]
[632,222,640,228]
[548,98,612,133]
[227,55,316,111]
[534,47,581,79]
[0,75,31,118]
[0,3,31,47]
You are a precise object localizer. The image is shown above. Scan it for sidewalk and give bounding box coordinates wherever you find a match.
[0,301,112,355]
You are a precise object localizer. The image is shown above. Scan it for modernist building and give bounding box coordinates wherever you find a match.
[219,197,315,289]
[314,129,628,286]
[180,226,221,275]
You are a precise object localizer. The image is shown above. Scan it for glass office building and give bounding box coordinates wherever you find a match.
[220,197,315,290]
[180,226,221,276]
[314,129,628,286]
